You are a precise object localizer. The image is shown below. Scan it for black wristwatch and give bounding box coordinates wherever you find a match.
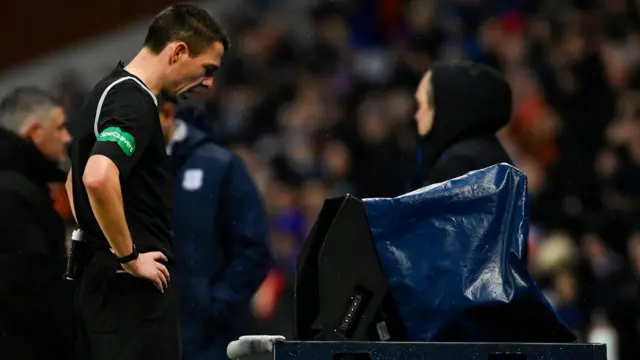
[117,244,139,264]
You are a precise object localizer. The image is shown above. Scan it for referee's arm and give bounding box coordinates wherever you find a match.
[83,155,132,257]
[65,169,77,224]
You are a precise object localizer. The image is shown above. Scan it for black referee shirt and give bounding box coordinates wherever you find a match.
[69,62,172,258]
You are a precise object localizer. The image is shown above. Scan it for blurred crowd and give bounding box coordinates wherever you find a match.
[32,0,640,359]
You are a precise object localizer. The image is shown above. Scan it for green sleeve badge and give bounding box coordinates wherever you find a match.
[97,127,136,156]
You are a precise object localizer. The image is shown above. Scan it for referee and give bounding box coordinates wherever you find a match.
[66,4,228,360]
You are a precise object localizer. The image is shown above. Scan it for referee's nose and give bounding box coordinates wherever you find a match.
[202,77,214,89]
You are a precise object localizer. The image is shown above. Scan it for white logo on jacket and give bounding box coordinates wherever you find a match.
[182,169,204,191]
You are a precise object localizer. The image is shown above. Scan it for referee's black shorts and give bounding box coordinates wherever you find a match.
[74,250,180,360]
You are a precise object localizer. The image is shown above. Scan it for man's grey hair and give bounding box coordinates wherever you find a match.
[0,87,61,133]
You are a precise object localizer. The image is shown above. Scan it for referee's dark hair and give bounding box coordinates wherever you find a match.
[144,3,230,57]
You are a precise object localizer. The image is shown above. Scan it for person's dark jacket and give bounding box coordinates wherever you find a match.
[170,121,271,360]
[0,128,73,359]
[414,61,513,188]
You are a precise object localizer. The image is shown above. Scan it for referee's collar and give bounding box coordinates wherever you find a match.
[116,61,158,106]
[166,119,187,155]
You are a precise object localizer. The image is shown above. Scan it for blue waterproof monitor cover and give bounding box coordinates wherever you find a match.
[363,163,575,342]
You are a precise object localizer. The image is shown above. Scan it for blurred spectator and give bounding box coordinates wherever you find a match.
[532,231,579,276]
[0,87,73,359]
[552,268,583,333]
[161,100,271,360]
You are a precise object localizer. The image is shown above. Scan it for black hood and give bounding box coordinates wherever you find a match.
[418,61,512,179]
[0,127,66,185]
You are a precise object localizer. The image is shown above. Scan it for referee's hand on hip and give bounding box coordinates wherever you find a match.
[122,251,171,293]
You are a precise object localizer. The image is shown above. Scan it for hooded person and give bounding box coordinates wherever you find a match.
[412,61,513,189]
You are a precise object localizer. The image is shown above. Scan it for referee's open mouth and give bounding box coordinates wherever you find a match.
[180,83,209,100]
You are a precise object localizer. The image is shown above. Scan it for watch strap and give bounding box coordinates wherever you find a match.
[117,244,139,264]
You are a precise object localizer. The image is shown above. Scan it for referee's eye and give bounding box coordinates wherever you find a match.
[203,65,219,78]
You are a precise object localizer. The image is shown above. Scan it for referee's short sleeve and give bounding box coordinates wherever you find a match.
[90,81,156,179]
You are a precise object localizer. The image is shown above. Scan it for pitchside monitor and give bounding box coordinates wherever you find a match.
[295,195,406,341]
